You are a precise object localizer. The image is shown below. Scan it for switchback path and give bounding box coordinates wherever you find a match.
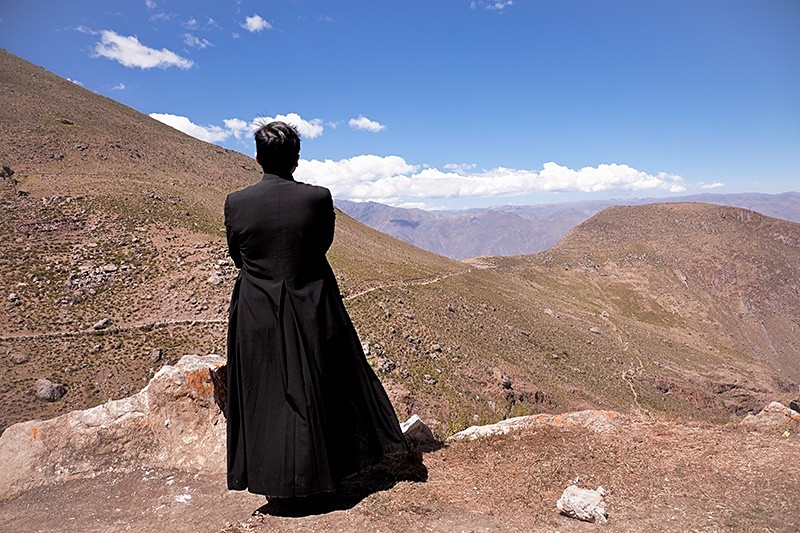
[0,269,476,342]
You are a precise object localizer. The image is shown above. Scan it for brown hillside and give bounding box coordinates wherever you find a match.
[1,48,797,440]
[487,202,800,415]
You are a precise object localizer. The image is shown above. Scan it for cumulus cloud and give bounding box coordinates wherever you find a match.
[348,115,386,132]
[93,30,194,69]
[66,78,84,87]
[111,83,125,90]
[149,113,230,143]
[184,33,212,49]
[699,182,724,189]
[145,0,156,9]
[295,156,686,204]
[224,118,250,139]
[242,14,271,33]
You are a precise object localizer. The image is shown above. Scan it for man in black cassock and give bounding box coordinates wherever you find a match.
[224,121,409,500]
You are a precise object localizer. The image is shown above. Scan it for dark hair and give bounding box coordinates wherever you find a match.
[254,121,301,175]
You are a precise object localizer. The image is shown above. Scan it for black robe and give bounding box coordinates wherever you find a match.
[224,173,407,498]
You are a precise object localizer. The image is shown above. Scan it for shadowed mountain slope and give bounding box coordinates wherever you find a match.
[1,49,798,441]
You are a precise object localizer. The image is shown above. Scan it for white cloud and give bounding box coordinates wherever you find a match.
[93,30,194,69]
[348,115,386,132]
[111,83,126,90]
[66,78,84,87]
[253,113,324,139]
[295,156,686,204]
[184,33,212,49]
[699,182,724,189]
[242,14,271,33]
[471,0,514,10]
[224,118,250,139]
[183,17,198,30]
[144,0,156,9]
[147,112,324,144]
[149,113,230,143]
[443,162,477,172]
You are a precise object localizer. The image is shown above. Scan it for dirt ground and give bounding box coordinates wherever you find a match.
[1,415,797,533]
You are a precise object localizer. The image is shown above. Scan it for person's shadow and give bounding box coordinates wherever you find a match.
[252,450,432,517]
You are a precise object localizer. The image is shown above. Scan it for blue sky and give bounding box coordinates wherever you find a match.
[1,1,798,208]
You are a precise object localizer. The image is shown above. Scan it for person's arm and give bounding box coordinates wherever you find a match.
[224,195,243,268]
[319,189,335,254]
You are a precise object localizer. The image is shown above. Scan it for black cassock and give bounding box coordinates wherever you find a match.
[224,173,408,498]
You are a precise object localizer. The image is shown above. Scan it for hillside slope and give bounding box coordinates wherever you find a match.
[1,49,797,440]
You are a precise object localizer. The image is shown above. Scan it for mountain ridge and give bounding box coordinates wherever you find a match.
[337,191,800,259]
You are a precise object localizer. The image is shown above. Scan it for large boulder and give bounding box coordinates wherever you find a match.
[0,354,226,501]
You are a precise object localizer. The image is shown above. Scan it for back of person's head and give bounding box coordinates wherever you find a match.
[254,121,301,175]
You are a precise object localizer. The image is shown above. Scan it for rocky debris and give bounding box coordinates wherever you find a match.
[0,165,14,178]
[589,327,601,334]
[400,415,438,451]
[557,485,608,523]
[59,118,74,125]
[790,400,800,414]
[740,401,800,429]
[379,360,397,373]
[423,374,437,385]
[34,378,67,402]
[491,367,512,390]
[207,273,223,285]
[10,352,29,365]
[447,410,621,442]
[0,354,226,501]
[92,317,111,330]
[151,348,164,363]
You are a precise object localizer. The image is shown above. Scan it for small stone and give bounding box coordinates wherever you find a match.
[151,348,164,363]
[423,374,436,385]
[10,353,29,365]
[59,118,74,125]
[400,414,438,450]
[431,343,442,353]
[102,263,118,273]
[557,485,608,523]
[207,273,223,285]
[93,318,111,330]
[35,378,68,402]
[7,293,18,302]
[379,360,396,373]
[589,327,601,335]
[544,308,554,316]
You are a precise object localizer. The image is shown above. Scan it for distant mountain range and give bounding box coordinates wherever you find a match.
[336,192,800,259]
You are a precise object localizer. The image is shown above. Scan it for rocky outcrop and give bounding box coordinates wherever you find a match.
[740,401,800,430]
[446,410,620,442]
[0,354,226,501]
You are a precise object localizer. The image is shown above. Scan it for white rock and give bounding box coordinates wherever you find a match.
[92,317,111,330]
[557,485,608,523]
[447,410,620,442]
[400,414,437,450]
